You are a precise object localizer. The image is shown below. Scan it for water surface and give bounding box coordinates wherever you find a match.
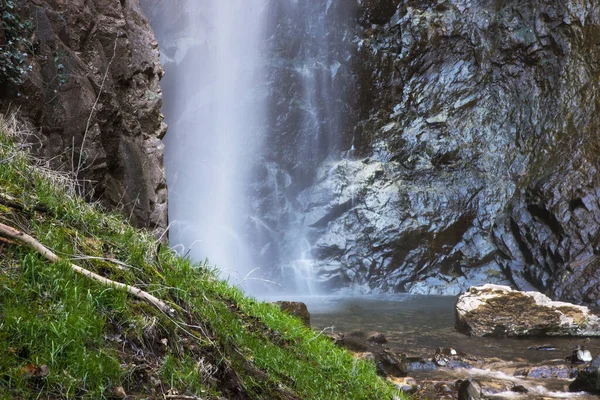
[298,295,600,363]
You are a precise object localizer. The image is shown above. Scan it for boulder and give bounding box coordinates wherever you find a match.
[367,332,388,344]
[456,285,600,337]
[273,301,310,327]
[329,330,406,377]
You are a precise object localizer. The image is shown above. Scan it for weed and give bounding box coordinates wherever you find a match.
[0,0,33,85]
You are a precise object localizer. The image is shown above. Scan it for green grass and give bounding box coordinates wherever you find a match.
[0,119,405,399]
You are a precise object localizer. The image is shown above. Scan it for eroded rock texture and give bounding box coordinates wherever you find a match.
[0,0,167,233]
[455,285,600,337]
[301,0,600,301]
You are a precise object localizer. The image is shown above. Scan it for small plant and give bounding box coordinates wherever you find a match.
[0,0,33,85]
[54,51,67,85]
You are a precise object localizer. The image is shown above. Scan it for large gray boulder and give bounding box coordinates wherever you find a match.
[456,284,600,337]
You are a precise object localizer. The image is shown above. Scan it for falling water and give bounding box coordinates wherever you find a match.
[142,0,355,293]
[141,1,268,284]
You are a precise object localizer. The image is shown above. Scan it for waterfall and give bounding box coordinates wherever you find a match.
[142,0,355,294]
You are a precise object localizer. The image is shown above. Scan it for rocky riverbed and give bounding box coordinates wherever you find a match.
[272,292,600,399]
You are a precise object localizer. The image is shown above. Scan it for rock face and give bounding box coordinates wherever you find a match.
[144,0,600,301]
[283,0,600,301]
[0,0,167,233]
[456,285,600,337]
[231,0,600,299]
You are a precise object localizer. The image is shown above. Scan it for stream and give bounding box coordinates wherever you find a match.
[263,295,600,399]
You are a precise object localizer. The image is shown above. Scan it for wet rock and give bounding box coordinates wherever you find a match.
[570,355,600,394]
[330,330,369,352]
[457,379,481,400]
[314,0,600,303]
[527,344,556,351]
[375,352,406,378]
[273,301,310,327]
[367,332,387,344]
[418,380,457,400]
[456,285,600,337]
[433,347,478,369]
[358,0,400,25]
[404,356,437,372]
[330,330,406,377]
[515,364,577,379]
[567,346,593,364]
[511,385,529,394]
[387,376,417,394]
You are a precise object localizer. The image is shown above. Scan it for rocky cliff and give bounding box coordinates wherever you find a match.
[143,0,600,305]
[314,0,600,304]
[0,0,168,233]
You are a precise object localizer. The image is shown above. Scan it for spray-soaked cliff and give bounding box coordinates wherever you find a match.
[145,0,600,305]
[326,0,600,304]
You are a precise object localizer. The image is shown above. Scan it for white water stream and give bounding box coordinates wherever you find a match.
[143,0,354,293]
[146,1,268,283]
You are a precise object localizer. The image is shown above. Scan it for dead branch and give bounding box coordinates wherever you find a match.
[0,221,174,315]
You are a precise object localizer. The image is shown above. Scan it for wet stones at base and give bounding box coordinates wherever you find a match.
[404,356,438,372]
[368,331,388,344]
[433,347,479,369]
[527,344,557,351]
[510,385,529,394]
[327,322,600,397]
[457,379,482,400]
[567,346,593,364]
[455,285,600,337]
[416,380,458,400]
[387,376,417,394]
[515,364,577,380]
[327,330,406,377]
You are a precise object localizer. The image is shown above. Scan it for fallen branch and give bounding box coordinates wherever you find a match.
[0,221,174,315]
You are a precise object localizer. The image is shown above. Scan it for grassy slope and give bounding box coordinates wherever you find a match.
[0,121,404,399]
